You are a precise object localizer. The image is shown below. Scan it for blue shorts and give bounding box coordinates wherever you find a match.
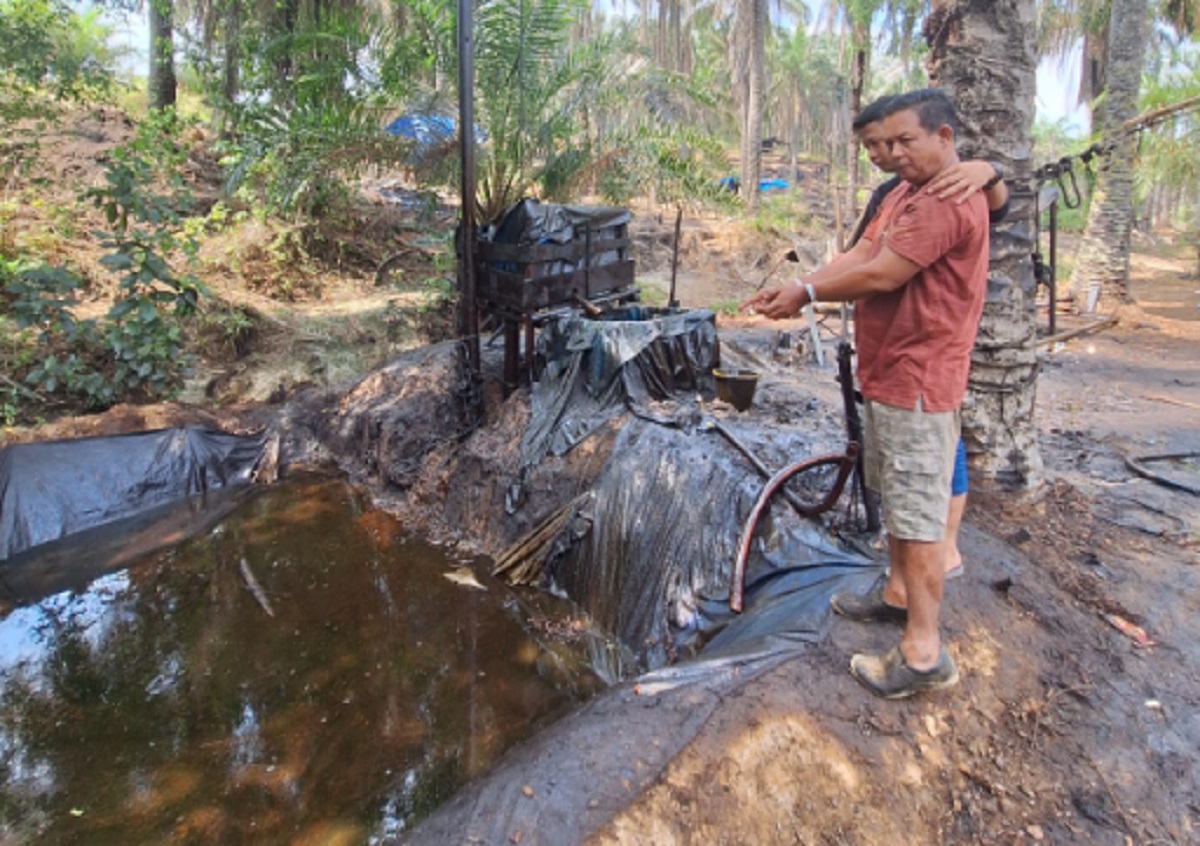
[950,437,968,496]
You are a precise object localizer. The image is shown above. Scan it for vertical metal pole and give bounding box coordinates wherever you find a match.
[458,0,480,375]
[668,205,682,308]
[1048,200,1058,337]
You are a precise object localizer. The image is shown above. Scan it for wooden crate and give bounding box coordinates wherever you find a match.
[475,225,635,314]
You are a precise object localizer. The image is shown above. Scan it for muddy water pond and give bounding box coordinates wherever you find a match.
[0,476,606,844]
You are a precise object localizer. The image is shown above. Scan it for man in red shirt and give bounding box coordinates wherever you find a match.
[740,89,990,698]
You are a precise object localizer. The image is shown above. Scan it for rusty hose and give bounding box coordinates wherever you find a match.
[728,443,859,613]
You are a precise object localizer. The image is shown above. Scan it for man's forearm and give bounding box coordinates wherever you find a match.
[803,237,873,284]
[804,263,901,305]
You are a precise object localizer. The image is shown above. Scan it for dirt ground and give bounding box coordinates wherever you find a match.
[5,107,1200,843]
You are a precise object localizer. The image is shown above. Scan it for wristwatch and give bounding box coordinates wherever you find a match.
[983,162,1004,191]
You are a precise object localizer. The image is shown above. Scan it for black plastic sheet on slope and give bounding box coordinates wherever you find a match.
[534,415,874,675]
[520,306,720,467]
[400,416,880,846]
[0,427,271,563]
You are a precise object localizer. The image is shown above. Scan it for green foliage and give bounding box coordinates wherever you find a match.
[3,261,85,341]
[213,6,415,218]
[197,303,257,358]
[473,0,621,218]
[1135,49,1200,229]
[0,0,119,120]
[222,98,409,217]
[86,108,205,320]
[594,124,734,209]
[0,108,206,418]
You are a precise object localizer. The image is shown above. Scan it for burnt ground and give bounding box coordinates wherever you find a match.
[581,309,1200,845]
[379,299,1199,846]
[4,106,1200,843]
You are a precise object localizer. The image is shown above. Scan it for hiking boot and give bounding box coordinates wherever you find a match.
[849,646,959,699]
[830,574,907,623]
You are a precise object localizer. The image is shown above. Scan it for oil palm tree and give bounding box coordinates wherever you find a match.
[925,0,1045,498]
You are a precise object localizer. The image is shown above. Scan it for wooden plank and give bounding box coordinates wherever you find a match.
[477,261,636,312]
[476,236,630,263]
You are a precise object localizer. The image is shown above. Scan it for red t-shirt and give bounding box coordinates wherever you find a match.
[854,180,989,412]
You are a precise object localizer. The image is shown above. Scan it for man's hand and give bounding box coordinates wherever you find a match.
[924,160,997,203]
[738,282,805,319]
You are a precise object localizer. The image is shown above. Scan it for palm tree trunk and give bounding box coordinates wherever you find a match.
[736,0,764,212]
[1066,0,1148,309]
[217,0,241,137]
[925,0,1044,499]
[148,0,177,110]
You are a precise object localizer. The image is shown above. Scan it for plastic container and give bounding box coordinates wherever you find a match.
[713,369,759,412]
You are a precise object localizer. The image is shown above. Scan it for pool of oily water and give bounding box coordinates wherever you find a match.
[0,475,608,844]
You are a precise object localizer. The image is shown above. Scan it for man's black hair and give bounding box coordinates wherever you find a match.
[887,88,957,135]
[852,95,896,132]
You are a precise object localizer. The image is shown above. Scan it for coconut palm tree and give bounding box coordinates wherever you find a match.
[731,0,766,210]
[1065,0,1148,307]
[925,0,1045,498]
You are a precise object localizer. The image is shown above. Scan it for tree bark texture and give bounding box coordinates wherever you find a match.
[148,0,178,110]
[735,0,764,212]
[1066,0,1148,308]
[925,0,1044,499]
[218,0,241,137]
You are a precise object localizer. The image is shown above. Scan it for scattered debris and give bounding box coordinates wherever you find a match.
[1141,393,1200,412]
[1102,613,1156,648]
[239,556,275,617]
[492,497,585,586]
[443,568,487,591]
[1038,313,1119,348]
[527,615,588,642]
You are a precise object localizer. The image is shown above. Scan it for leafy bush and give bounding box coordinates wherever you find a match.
[0,0,119,119]
[0,108,205,418]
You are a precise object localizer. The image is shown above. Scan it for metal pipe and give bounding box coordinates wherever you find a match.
[669,205,682,307]
[837,341,878,531]
[706,419,812,519]
[1048,198,1058,336]
[728,443,860,613]
[457,0,480,375]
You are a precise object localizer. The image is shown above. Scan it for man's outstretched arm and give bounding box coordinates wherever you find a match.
[739,247,921,320]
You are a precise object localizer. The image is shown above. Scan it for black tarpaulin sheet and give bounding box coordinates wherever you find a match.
[0,427,270,562]
[0,485,257,609]
[520,307,719,466]
[401,415,879,845]
[536,416,872,674]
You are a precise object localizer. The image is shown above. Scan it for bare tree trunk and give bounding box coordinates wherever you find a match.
[148,0,177,110]
[1067,0,1148,309]
[216,0,241,136]
[925,0,1044,499]
[1194,186,1200,276]
[847,26,867,219]
[736,0,764,212]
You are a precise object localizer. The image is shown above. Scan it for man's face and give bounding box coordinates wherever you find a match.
[881,108,953,184]
[857,121,896,173]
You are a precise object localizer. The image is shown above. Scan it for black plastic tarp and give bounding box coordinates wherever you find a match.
[520,307,719,466]
[401,407,878,845]
[485,199,631,249]
[0,427,272,562]
[531,414,870,674]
